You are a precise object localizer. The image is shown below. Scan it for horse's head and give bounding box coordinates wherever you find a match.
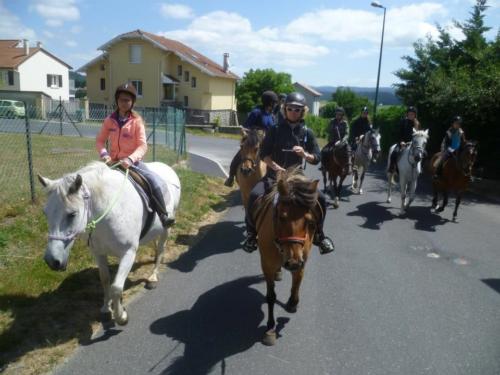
[410,129,429,163]
[273,170,319,272]
[460,141,478,176]
[367,129,381,162]
[38,173,88,271]
[239,128,263,176]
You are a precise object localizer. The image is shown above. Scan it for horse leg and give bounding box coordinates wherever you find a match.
[432,185,439,210]
[111,248,137,325]
[262,272,277,346]
[332,177,339,208]
[400,177,407,216]
[286,268,304,313]
[437,190,448,213]
[146,229,168,290]
[322,169,328,193]
[337,175,347,203]
[352,167,358,190]
[453,192,462,222]
[386,172,393,203]
[95,254,112,321]
[359,168,366,195]
[406,178,417,210]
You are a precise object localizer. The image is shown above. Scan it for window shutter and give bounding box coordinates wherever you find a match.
[7,71,14,85]
[58,75,63,87]
[47,75,51,87]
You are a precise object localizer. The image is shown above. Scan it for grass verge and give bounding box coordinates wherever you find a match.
[0,153,234,374]
[186,127,241,140]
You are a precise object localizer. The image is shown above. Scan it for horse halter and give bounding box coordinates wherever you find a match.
[47,183,92,243]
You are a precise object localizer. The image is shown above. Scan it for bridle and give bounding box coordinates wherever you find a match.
[408,137,425,169]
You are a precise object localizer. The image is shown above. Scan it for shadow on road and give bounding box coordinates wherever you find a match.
[482,279,500,295]
[346,201,396,230]
[149,275,266,375]
[405,206,450,232]
[170,219,245,273]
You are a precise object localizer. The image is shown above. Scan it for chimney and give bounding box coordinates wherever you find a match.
[223,53,229,72]
[23,39,29,55]
[37,41,43,48]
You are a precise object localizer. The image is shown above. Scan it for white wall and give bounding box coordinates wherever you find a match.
[18,50,70,100]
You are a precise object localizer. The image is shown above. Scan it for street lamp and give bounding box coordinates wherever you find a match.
[371,1,386,127]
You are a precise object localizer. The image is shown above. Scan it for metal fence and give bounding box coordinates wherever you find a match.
[0,102,186,206]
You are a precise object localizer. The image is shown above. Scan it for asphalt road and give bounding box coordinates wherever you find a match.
[50,131,500,374]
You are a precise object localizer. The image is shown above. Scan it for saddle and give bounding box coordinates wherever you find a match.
[115,165,157,239]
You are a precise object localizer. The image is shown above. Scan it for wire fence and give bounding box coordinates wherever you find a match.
[0,101,186,207]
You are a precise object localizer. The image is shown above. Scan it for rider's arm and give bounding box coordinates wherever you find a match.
[263,156,285,172]
[96,118,111,159]
[304,129,321,165]
[342,122,349,143]
[128,116,148,163]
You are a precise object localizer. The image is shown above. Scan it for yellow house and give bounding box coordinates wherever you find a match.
[78,29,238,119]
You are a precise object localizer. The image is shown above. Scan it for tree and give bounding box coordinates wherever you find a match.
[331,87,371,120]
[394,0,500,177]
[235,69,294,113]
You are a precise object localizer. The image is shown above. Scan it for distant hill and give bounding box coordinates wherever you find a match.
[314,86,401,105]
[70,71,86,88]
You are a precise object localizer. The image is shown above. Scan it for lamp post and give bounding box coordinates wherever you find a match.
[371,1,386,127]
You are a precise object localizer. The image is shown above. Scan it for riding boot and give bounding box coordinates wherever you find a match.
[151,185,175,228]
[224,151,241,187]
[243,214,258,253]
[313,230,335,254]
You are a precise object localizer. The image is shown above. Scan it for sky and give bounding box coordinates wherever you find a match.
[1,0,498,87]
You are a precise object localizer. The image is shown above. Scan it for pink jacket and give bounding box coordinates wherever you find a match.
[96,113,147,163]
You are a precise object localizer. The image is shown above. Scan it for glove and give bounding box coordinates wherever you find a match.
[101,155,112,164]
[120,158,133,169]
[447,147,454,153]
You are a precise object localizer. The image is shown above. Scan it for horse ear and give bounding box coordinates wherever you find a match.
[38,174,55,190]
[277,178,289,197]
[240,127,248,136]
[424,129,429,137]
[68,174,83,195]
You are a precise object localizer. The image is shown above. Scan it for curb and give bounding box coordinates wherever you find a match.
[188,151,229,178]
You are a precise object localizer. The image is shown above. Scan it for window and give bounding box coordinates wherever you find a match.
[129,80,143,97]
[129,45,142,64]
[183,95,188,107]
[191,77,197,88]
[177,65,182,76]
[184,71,190,82]
[46,74,62,88]
[7,71,14,86]
[100,78,106,91]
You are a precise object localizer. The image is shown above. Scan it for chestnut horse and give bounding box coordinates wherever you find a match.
[430,141,478,221]
[322,142,351,208]
[252,168,320,346]
[236,128,267,208]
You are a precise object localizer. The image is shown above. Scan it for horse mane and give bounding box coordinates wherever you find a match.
[264,166,318,209]
[413,129,429,139]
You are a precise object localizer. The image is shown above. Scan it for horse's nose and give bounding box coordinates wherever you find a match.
[415,155,422,162]
[283,260,304,272]
[44,253,65,271]
[240,167,252,176]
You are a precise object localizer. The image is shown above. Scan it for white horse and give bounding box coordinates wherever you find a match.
[386,129,429,215]
[38,161,181,325]
[351,128,381,195]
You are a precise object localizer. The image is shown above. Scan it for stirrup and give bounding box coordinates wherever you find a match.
[242,234,257,253]
[159,214,175,228]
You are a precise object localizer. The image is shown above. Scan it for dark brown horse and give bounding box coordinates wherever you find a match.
[236,128,267,208]
[322,143,351,208]
[252,168,320,346]
[430,141,478,221]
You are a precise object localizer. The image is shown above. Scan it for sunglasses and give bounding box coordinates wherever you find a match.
[286,107,302,113]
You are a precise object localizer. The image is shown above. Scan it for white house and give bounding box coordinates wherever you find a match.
[0,39,71,100]
[293,82,322,116]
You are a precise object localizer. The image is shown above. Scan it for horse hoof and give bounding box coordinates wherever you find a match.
[333,203,339,209]
[116,310,128,326]
[262,330,277,346]
[285,300,298,313]
[145,281,158,290]
[100,312,112,323]
[452,216,458,223]
[437,207,444,213]
[359,189,363,195]
[386,198,391,203]
[274,270,282,282]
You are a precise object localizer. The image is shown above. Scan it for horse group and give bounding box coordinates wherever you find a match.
[38,126,477,347]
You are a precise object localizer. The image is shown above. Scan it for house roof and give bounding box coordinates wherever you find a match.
[83,29,238,80]
[0,39,72,69]
[294,82,322,97]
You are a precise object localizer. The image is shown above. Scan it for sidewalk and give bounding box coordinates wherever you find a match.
[468,178,500,204]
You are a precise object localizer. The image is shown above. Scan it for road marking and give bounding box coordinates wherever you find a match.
[427,252,440,259]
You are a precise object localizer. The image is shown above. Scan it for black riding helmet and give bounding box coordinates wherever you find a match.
[279,93,287,101]
[362,106,369,113]
[335,107,345,114]
[285,92,306,107]
[407,106,417,115]
[261,90,279,107]
[115,82,137,104]
[452,115,463,124]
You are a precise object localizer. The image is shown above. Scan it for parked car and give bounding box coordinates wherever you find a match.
[0,99,26,118]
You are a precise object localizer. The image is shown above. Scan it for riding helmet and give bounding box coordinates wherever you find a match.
[406,106,417,114]
[285,92,306,107]
[452,115,463,124]
[115,82,137,103]
[261,91,279,107]
[362,106,369,113]
[279,93,287,101]
[335,106,345,114]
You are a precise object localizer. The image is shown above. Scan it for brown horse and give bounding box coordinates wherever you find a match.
[430,141,478,221]
[322,143,351,208]
[236,128,267,208]
[253,168,320,346]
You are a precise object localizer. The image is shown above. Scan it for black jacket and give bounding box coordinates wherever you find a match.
[260,118,320,179]
[350,117,371,143]
[399,118,417,143]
